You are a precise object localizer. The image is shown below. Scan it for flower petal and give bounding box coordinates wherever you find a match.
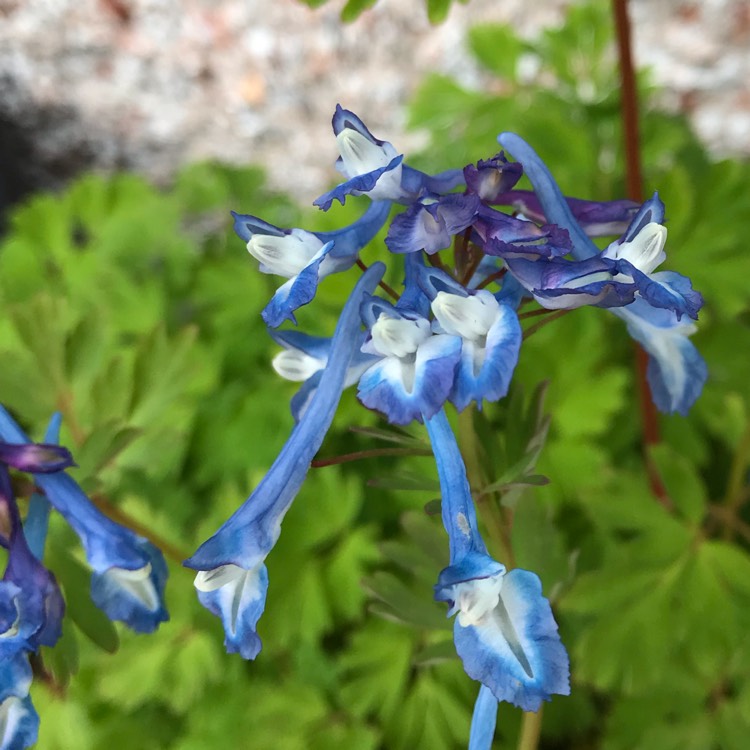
[195,563,268,660]
[452,569,570,712]
[357,334,461,425]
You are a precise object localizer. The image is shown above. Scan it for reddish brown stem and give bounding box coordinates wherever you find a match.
[356,258,399,301]
[90,492,192,565]
[613,0,671,506]
[474,268,507,291]
[311,446,432,468]
[522,309,570,339]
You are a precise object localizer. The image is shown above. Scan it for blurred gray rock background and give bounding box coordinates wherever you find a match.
[0,0,748,207]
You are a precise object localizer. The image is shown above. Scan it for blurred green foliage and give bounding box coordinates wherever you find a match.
[2,1,750,748]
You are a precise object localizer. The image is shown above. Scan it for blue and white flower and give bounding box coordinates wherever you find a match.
[314,105,464,210]
[269,328,378,422]
[498,132,706,413]
[0,653,38,750]
[425,409,569,714]
[0,409,169,634]
[185,264,386,658]
[357,295,461,425]
[233,200,391,327]
[418,267,522,411]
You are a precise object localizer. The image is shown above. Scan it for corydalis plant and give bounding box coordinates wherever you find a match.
[0,408,169,749]
[187,106,705,749]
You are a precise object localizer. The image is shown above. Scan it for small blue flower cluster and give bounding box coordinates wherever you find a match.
[187,107,706,747]
[0,408,169,749]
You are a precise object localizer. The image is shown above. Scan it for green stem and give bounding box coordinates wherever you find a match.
[722,421,750,539]
[517,707,544,750]
[457,408,515,567]
[522,309,570,339]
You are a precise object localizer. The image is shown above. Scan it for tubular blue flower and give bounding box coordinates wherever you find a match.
[232,200,391,327]
[425,409,569,713]
[468,685,498,750]
[0,653,37,750]
[498,132,706,413]
[184,263,385,658]
[0,466,64,651]
[357,295,461,425]
[0,408,169,634]
[418,268,522,411]
[314,105,464,210]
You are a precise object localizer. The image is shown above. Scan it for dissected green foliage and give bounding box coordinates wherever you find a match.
[2,1,750,747]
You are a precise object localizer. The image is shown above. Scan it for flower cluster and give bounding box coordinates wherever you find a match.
[0,407,169,748]
[187,106,706,747]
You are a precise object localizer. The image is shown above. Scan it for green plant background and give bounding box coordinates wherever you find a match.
[2,2,750,748]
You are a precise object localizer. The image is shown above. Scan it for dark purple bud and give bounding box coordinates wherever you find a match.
[463,153,523,202]
[0,443,75,474]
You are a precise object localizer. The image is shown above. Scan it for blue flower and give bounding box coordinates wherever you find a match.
[0,653,38,750]
[0,442,74,474]
[425,409,569,713]
[233,200,391,327]
[0,467,64,652]
[418,267,522,411]
[498,132,706,414]
[612,300,708,416]
[314,106,463,210]
[0,409,169,634]
[184,263,386,658]
[357,294,461,425]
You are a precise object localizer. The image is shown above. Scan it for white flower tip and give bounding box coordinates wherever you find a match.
[455,572,506,627]
[272,349,323,382]
[108,563,160,611]
[432,291,500,340]
[370,314,431,359]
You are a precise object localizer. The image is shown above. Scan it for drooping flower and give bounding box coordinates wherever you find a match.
[425,409,569,713]
[233,200,391,327]
[0,409,169,634]
[184,263,385,658]
[497,131,706,413]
